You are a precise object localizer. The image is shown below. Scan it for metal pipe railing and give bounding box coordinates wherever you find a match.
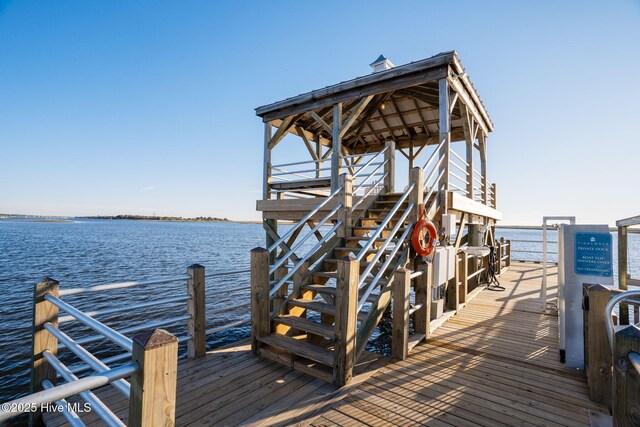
[356,182,415,261]
[351,172,387,212]
[271,166,331,176]
[207,302,251,315]
[59,295,191,324]
[628,351,640,375]
[270,220,342,297]
[43,350,125,427]
[41,379,85,427]
[204,268,250,278]
[59,274,190,297]
[450,149,469,167]
[358,203,415,288]
[206,286,250,296]
[353,160,386,193]
[267,186,342,254]
[358,223,413,312]
[272,158,325,168]
[270,203,342,273]
[423,156,445,193]
[0,362,137,422]
[44,323,131,397]
[63,314,191,349]
[605,291,640,351]
[421,139,446,171]
[45,295,133,352]
[352,148,387,178]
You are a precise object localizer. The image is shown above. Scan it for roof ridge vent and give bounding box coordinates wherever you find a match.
[370,54,394,73]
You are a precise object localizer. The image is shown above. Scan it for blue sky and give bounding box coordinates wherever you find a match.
[1,1,638,224]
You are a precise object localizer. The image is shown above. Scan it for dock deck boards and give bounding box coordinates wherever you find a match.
[45,263,609,426]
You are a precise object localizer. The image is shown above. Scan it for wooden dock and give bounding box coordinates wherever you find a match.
[45,263,609,426]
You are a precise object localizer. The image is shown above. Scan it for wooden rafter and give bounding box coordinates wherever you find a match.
[348,92,394,141]
[297,126,319,161]
[268,114,298,149]
[340,95,374,138]
[309,111,332,135]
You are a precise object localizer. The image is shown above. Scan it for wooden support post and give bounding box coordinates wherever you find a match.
[129,329,178,427]
[438,78,451,198]
[460,104,474,199]
[613,325,640,426]
[263,122,272,200]
[460,252,468,304]
[619,225,629,325]
[338,173,353,239]
[331,103,342,191]
[392,268,411,360]
[479,132,488,205]
[584,284,613,408]
[384,140,395,194]
[30,277,59,426]
[491,183,497,209]
[409,167,424,222]
[506,240,512,267]
[334,256,358,387]
[251,247,271,354]
[414,262,432,339]
[186,264,206,358]
[264,219,278,266]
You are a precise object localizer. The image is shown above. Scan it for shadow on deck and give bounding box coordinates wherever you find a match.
[47,263,609,426]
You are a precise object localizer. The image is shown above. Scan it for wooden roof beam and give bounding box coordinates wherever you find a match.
[340,95,374,138]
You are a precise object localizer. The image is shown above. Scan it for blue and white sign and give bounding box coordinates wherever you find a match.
[574,232,613,277]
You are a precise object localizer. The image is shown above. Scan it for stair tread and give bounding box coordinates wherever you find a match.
[323,258,385,268]
[308,273,390,285]
[302,284,381,303]
[334,246,397,253]
[352,226,407,231]
[289,298,370,322]
[258,334,334,366]
[345,236,401,242]
[274,315,335,338]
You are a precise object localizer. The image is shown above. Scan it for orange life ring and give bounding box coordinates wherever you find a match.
[412,218,437,257]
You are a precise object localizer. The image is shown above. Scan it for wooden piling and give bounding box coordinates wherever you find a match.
[30,277,59,427]
[613,325,640,426]
[129,329,178,427]
[334,256,358,387]
[414,263,432,339]
[460,252,468,305]
[584,284,612,408]
[251,247,271,355]
[186,264,206,358]
[392,268,411,360]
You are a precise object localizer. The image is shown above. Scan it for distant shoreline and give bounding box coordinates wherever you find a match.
[498,225,640,234]
[77,215,232,223]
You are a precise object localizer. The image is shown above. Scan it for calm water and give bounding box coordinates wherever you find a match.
[0,219,639,404]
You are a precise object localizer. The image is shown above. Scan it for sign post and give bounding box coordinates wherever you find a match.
[558,224,613,368]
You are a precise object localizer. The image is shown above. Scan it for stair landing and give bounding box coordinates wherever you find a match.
[44,263,609,426]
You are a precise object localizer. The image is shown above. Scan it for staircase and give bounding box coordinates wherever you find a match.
[255,191,417,385]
